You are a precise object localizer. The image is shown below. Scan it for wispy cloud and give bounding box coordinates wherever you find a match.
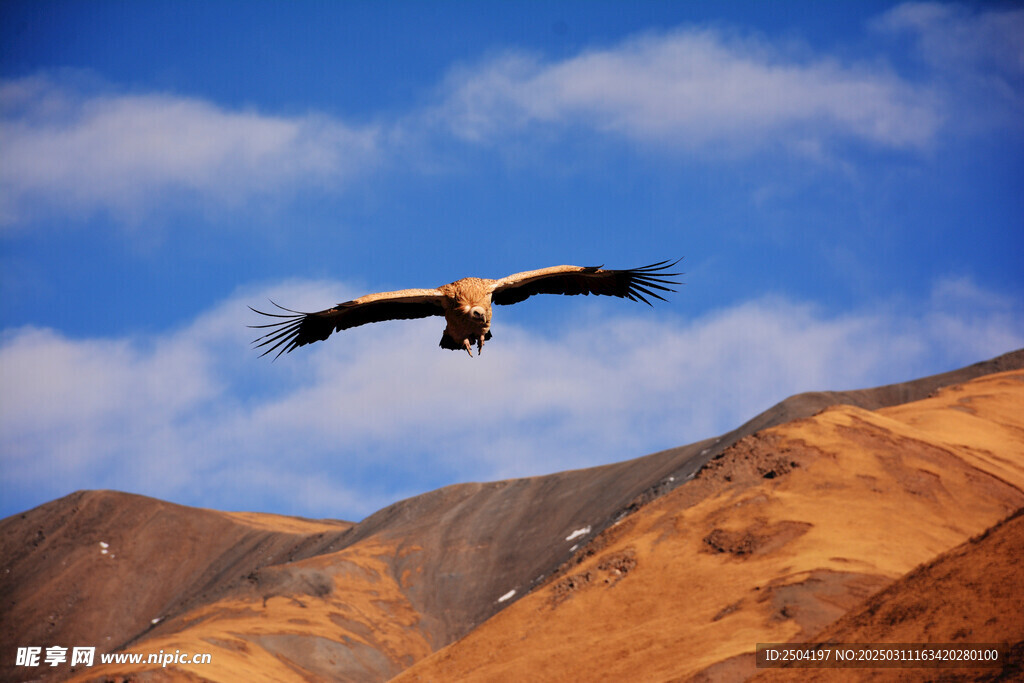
[874,2,1024,79]
[2,277,1020,520]
[0,74,380,226]
[873,2,1024,130]
[433,27,942,153]
[1,4,1017,227]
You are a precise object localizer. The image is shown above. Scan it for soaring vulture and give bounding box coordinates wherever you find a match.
[250,259,682,359]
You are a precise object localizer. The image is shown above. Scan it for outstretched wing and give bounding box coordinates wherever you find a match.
[250,288,446,359]
[490,259,682,306]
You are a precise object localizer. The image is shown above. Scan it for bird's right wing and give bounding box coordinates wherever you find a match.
[490,259,682,306]
[249,288,446,359]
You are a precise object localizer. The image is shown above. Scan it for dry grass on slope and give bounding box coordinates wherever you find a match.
[69,537,432,683]
[393,370,1024,683]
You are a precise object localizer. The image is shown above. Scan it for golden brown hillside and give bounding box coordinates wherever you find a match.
[749,508,1024,682]
[393,370,1024,682]
[71,536,433,682]
[0,492,353,683]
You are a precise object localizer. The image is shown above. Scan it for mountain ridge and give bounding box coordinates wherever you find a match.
[2,348,1022,682]
[393,367,1024,681]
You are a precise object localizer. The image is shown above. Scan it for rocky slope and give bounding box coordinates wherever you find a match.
[749,508,1024,682]
[393,367,1024,682]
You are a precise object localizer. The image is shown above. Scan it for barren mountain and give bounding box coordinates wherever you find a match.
[749,508,1024,682]
[1,349,1022,682]
[394,366,1024,682]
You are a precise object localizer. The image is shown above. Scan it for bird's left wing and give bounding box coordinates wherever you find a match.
[490,259,682,306]
[250,288,446,358]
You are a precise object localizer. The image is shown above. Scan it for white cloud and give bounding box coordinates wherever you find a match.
[434,27,942,153]
[0,75,379,226]
[875,2,1024,78]
[4,9,1015,228]
[873,2,1024,129]
[2,277,1021,521]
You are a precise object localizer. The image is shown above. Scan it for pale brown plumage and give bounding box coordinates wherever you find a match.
[250,259,682,359]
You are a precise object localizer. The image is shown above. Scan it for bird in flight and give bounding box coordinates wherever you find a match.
[250,259,682,359]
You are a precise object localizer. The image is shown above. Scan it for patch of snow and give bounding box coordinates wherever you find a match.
[565,526,591,542]
[569,544,578,552]
[99,541,109,548]
[100,549,108,555]
[151,617,162,625]
[497,589,516,603]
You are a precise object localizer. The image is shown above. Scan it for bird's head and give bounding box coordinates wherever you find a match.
[456,292,492,326]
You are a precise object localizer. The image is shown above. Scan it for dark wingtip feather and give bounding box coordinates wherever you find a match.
[249,301,311,360]
[623,258,684,303]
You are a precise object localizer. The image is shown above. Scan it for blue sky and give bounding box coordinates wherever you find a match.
[1,1,1022,521]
